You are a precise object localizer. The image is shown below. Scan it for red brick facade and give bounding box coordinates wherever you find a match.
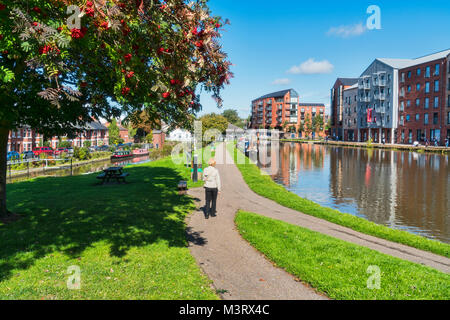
[250,89,326,137]
[397,58,448,144]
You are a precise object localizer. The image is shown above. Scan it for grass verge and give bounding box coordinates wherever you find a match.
[0,156,217,300]
[236,211,450,300]
[227,143,450,258]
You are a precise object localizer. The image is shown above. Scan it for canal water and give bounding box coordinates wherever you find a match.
[7,155,151,184]
[257,142,450,243]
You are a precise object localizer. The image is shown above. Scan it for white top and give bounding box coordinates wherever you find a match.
[203,166,221,191]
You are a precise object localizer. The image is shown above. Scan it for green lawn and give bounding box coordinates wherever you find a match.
[236,211,450,300]
[0,156,218,300]
[227,143,450,258]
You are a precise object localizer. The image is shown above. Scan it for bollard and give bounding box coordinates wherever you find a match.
[192,154,198,183]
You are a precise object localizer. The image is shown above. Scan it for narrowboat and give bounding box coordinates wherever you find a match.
[132,149,150,156]
[111,150,133,160]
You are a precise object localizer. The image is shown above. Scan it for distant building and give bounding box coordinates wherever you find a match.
[297,103,326,138]
[343,84,358,141]
[167,128,192,142]
[250,89,300,130]
[330,78,359,140]
[104,120,132,144]
[7,120,108,152]
[8,127,43,153]
[152,130,166,149]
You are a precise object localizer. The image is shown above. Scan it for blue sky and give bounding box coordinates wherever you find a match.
[198,0,450,118]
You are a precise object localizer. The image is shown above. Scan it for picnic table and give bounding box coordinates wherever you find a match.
[97,167,129,184]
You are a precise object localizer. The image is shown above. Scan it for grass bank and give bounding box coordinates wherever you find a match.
[0,156,218,300]
[227,143,450,258]
[236,211,450,300]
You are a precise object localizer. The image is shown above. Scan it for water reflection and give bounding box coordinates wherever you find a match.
[258,142,450,243]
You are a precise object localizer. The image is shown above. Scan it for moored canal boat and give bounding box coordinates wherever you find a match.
[132,149,150,156]
[111,150,133,161]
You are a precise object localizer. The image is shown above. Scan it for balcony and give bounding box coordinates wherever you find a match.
[360,96,371,103]
[375,107,386,114]
[374,93,386,100]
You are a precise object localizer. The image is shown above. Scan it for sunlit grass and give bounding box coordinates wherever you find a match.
[236,211,450,300]
[227,143,450,258]
[0,156,218,300]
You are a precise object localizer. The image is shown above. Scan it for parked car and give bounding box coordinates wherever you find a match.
[96,145,110,151]
[7,151,20,161]
[54,148,69,156]
[33,146,54,157]
[22,151,35,160]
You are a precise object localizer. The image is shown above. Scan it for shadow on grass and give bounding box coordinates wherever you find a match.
[0,164,198,282]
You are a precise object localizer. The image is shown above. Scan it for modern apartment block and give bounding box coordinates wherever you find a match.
[357,59,399,144]
[250,89,300,130]
[396,50,450,144]
[334,48,450,145]
[343,84,358,141]
[297,103,326,138]
[330,78,358,140]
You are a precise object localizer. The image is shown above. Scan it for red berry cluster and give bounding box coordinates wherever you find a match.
[0,3,6,10]
[122,87,130,96]
[39,45,60,55]
[71,27,88,39]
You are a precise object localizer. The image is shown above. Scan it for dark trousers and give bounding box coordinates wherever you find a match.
[205,187,218,215]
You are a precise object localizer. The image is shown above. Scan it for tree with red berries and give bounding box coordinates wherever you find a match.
[0,0,232,217]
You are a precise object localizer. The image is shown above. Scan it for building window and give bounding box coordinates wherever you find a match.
[425,82,430,93]
[407,85,411,92]
[407,71,411,78]
[407,100,411,107]
[433,113,438,125]
[424,113,429,125]
[416,98,420,107]
[416,83,421,91]
[434,80,439,92]
[417,68,421,76]
[435,64,440,76]
[434,97,439,108]
[425,97,430,109]
[426,66,431,78]
[406,115,411,122]
[415,114,420,121]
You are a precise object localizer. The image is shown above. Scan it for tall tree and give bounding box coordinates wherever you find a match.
[0,0,232,217]
[222,109,239,124]
[108,118,121,145]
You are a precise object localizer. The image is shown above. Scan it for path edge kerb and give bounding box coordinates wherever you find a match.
[231,210,331,300]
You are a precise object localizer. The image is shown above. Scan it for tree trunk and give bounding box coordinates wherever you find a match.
[0,127,9,217]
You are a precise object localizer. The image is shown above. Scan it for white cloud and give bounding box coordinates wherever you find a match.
[271,78,291,85]
[287,59,334,75]
[327,22,367,38]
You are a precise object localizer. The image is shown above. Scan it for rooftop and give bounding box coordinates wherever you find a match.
[378,48,450,69]
[252,89,299,102]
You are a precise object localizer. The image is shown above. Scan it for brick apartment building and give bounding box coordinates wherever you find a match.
[250,89,300,130]
[446,53,450,140]
[330,78,359,140]
[333,48,450,146]
[7,121,108,153]
[250,89,326,137]
[297,103,326,138]
[397,50,450,144]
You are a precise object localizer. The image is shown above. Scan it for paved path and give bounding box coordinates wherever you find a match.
[186,143,450,300]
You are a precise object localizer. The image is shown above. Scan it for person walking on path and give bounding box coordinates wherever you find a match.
[203,158,221,219]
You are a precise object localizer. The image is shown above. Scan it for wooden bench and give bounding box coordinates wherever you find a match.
[117,173,130,183]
